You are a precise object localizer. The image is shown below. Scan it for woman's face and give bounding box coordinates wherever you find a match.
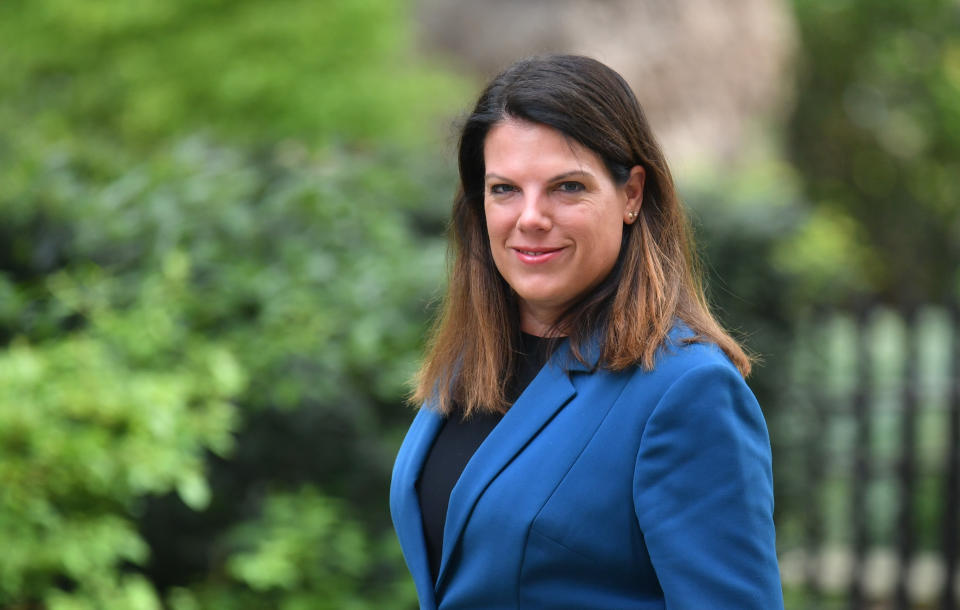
[483,119,644,336]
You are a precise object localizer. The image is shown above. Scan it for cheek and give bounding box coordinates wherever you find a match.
[587,216,625,268]
[484,206,512,241]
[578,205,622,242]
[482,204,494,236]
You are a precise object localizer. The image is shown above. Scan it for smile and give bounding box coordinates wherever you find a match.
[512,247,565,264]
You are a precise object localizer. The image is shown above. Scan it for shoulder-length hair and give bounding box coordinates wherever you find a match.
[412,54,751,416]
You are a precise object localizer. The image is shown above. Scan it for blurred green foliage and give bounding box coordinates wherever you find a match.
[0,262,240,609]
[789,0,960,305]
[0,0,463,150]
[0,136,449,607]
[1,0,463,607]
[175,487,417,610]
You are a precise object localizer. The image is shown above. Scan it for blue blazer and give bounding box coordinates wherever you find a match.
[390,330,783,609]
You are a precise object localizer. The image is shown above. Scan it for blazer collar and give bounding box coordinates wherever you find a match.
[435,344,578,591]
[559,332,602,373]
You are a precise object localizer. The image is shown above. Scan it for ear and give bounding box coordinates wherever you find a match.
[622,165,645,224]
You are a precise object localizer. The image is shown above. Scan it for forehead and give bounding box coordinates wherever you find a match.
[483,119,604,177]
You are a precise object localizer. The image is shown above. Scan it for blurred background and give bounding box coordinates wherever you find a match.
[0,0,958,608]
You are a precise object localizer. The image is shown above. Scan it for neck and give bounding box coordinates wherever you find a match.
[519,307,566,337]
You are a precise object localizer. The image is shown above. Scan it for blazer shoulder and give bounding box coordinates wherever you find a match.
[604,329,752,437]
[644,324,743,387]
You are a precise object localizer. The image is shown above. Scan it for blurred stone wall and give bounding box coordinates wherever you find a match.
[415,0,796,168]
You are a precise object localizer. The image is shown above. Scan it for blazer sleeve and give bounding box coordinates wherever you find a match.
[632,362,783,609]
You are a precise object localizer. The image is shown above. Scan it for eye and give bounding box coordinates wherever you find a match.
[556,181,585,193]
[489,183,518,195]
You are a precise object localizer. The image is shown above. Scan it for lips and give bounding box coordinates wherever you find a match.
[511,246,565,264]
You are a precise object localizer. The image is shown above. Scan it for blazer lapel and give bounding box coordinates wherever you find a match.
[390,407,444,609]
[435,346,580,590]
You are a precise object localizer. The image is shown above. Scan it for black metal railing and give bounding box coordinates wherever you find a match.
[779,304,960,610]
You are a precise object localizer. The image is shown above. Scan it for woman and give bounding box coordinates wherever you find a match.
[390,55,783,609]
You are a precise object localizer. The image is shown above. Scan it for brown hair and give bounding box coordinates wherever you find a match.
[412,54,751,416]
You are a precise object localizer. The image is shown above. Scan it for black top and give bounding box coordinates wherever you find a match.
[416,332,554,584]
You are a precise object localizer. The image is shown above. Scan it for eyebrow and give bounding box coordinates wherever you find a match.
[484,170,595,183]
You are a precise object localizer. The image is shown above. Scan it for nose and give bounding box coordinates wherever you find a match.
[516,191,552,232]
